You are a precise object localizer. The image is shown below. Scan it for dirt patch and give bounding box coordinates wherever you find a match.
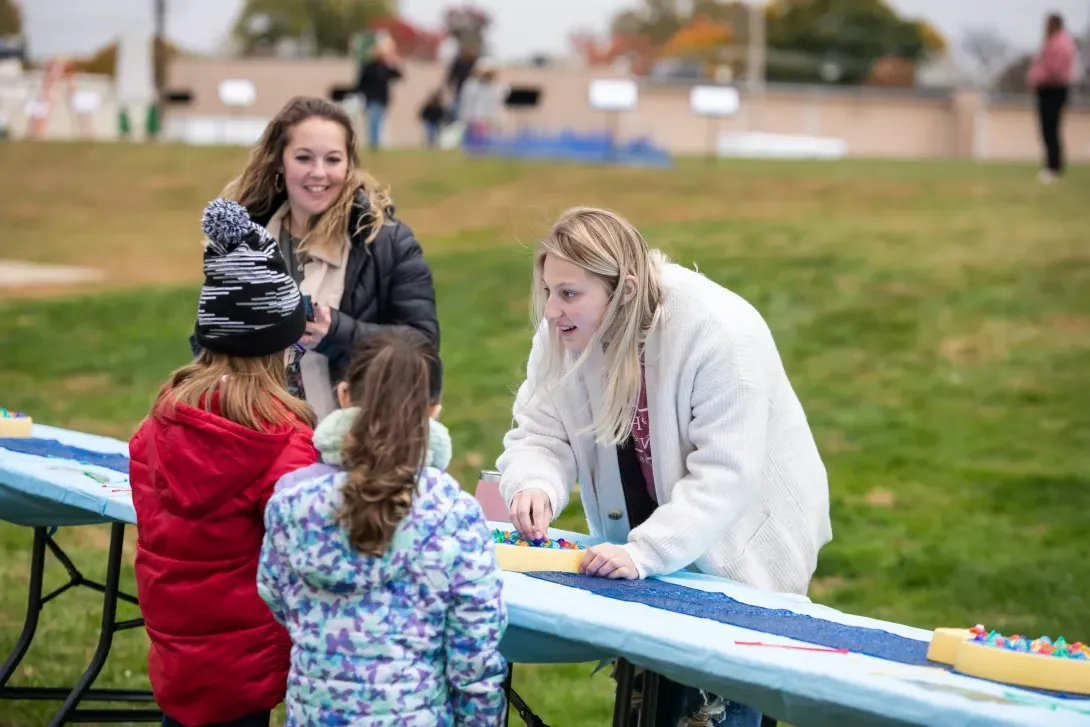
[60,374,112,393]
[60,417,139,440]
[864,488,897,508]
[0,260,104,288]
[808,576,847,598]
[817,429,861,455]
[939,316,1090,366]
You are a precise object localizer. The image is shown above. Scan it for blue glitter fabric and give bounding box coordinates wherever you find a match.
[0,437,130,475]
[527,572,1083,700]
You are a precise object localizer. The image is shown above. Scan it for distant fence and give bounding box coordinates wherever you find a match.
[6,57,1089,164]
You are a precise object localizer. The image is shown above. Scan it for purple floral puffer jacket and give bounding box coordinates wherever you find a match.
[257,460,508,726]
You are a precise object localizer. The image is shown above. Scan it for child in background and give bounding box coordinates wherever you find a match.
[257,327,507,726]
[419,88,447,148]
[130,198,319,727]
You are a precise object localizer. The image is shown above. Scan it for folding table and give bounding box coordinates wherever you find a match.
[3,426,1089,727]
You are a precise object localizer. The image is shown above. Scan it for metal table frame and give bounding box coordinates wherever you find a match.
[503,659,779,727]
[1,524,778,727]
[0,523,160,725]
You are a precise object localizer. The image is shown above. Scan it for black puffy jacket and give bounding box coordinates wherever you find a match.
[191,190,442,398]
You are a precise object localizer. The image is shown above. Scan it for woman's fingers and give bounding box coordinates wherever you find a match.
[509,489,552,541]
[512,492,535,539]
[580,544,637,579]
[531,494,552,540]
[580,548,608,576]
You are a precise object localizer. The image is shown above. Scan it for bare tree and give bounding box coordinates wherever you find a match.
[961,25,1012,82]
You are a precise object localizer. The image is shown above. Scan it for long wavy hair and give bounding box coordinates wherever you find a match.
[530,207,665,446]
[337,328,436,557]
[220,96,394,257]
[155,350,316,431]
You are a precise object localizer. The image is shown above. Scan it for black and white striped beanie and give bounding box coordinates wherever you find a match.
[194,198,306,358]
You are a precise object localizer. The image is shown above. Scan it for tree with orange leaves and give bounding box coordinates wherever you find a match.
[661,14,733,57]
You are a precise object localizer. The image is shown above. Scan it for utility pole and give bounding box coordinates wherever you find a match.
[151,0,166,138]
[745,0,766,91]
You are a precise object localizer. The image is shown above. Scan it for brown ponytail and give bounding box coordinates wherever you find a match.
[337,327,436,556]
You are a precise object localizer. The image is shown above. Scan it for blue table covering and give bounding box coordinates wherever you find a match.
[2,421,1087,726]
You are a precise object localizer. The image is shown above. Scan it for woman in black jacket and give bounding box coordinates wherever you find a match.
[191,96,440,421]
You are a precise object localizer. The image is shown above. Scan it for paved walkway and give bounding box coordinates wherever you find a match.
[0,260,103,288]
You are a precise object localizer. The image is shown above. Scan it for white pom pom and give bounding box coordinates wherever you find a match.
[201,198,255,255]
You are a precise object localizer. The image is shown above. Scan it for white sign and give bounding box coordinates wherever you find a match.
[690,85,740,117]
[588,78,638,112]
[218,79,256,108]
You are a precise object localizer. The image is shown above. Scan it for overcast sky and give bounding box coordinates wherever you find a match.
[19,0,1090,64]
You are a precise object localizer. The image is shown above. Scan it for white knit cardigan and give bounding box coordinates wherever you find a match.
[496,262,832,595]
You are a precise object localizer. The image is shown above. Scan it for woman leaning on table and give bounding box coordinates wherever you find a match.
[495,206,832,727]
[189,95,441,422]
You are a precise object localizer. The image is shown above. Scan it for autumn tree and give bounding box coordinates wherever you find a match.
[571,30,657,74]
[443,4,491,53]
[232,0,392,56]
[369,16,444,61]
[764,0,946,83]
[612,0,750,46]
[612,0,947,84]
[0,0,21,37]
[660,14,734,71]
[71,38,183,79]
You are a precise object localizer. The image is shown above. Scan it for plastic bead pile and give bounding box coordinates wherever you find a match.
[968,624,1089,660]
[492,529,585,550]
[0,408,29,419]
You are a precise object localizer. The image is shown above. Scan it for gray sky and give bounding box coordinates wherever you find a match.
[19,0,1090,64]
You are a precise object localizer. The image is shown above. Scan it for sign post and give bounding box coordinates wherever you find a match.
[588,78,639,164]
[217,78,256,145]
[689,85,740,164]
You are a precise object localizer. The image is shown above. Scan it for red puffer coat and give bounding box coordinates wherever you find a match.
[129,393,318,725]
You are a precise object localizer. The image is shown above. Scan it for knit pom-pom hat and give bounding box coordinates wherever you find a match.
[194,198,306,358]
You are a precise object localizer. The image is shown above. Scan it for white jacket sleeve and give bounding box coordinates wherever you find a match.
[623,324,771,578]
[496,323,576,517]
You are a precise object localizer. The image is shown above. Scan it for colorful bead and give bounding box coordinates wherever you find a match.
[0,408,28,419]
[970,626,1090,660]
[491,529,586,550]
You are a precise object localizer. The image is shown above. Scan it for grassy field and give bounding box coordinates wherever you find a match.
[1,142,1088,726]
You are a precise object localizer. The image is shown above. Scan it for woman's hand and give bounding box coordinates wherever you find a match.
[580,544,638,580]
[510,488,553,541]
[301,304,332,350]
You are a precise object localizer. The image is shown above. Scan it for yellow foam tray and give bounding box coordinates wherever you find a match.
[0,416,33,438]
[927,628,974,665]
[494,543,585,573]
[928,627,1090,695]
[954,639,1090,695]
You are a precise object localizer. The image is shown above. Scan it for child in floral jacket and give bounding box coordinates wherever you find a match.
[257,327,507,726]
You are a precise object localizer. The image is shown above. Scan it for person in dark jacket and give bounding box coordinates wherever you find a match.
[357,36,403,150]
[191,95,441,422]
[419,88,448,148]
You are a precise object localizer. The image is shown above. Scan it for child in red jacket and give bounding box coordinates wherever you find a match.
[130,198,319,727]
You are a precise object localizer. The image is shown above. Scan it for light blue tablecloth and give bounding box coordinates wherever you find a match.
[2,424,1087,727]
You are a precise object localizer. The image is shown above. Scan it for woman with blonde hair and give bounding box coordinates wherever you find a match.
[496,207,832,726]
[191,95,441,422]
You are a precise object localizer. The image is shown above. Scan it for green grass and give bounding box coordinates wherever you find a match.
[1,143,1089,726]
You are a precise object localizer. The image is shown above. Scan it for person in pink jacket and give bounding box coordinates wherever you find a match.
[1026,13,1077,182]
